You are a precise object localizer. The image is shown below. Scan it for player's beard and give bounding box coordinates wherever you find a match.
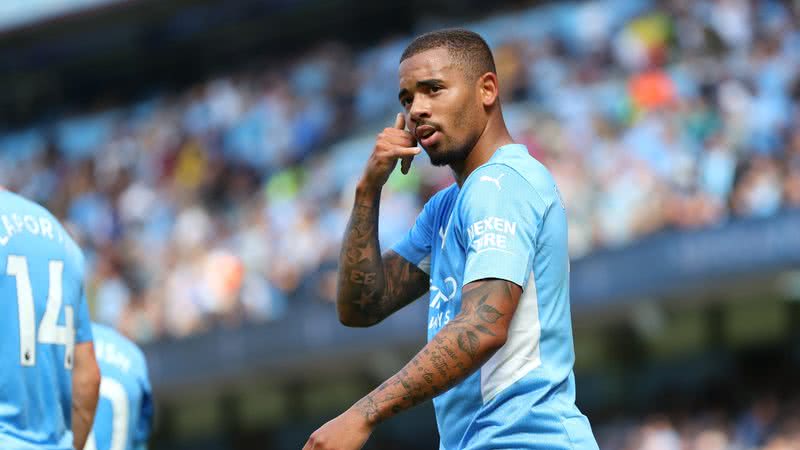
[427,142,473,166]
[425,102,482,167]
[425,123,481,167]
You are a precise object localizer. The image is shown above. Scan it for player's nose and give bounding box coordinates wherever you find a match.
[409,100,431,125]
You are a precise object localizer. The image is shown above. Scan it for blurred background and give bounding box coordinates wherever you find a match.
[1,0,800,448]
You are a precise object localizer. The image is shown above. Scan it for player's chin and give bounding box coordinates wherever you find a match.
[428,146,467,167]
[427,149,452,167]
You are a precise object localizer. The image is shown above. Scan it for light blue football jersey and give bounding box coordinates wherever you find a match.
[393,144,598,450]
[85,323,153,450]
[0,190,94,450]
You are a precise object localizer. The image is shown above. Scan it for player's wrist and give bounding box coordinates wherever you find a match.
[356,178,383,198]
[346,402,380,430]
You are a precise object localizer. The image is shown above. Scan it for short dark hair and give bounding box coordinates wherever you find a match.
[400,28,496,80]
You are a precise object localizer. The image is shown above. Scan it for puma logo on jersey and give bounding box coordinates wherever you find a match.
[479,173,505,190]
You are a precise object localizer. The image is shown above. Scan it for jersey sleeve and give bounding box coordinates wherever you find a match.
[391,192,438,273]
[68,240,94,344]
[134,352,154,448]
[460,167,539,288]
[75,285,94,344]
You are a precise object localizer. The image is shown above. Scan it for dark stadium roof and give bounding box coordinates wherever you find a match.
[0,0,535,127]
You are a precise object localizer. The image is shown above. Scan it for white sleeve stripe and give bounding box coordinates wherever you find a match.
[417,254,431,274]
[480,270,542,403]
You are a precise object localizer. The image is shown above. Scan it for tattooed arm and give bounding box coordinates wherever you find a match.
[304,278,522,450]
[336,185,430,327]
[351,278,522,423]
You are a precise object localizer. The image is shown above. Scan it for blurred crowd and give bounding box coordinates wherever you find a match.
[599,393,800,450]
[1,0,800,342]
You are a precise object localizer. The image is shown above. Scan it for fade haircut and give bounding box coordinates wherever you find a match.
[400,28,496,81]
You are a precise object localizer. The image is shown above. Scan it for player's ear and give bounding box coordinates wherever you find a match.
[478,72,499,108]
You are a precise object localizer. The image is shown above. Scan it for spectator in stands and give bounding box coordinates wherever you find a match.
[1,0,800,345]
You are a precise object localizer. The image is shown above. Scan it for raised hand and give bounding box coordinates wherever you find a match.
[360,113,419,191]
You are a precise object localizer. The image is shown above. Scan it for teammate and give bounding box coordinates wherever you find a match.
[84,322,154,450]
[305,29,598,450]
[0,189,101,450]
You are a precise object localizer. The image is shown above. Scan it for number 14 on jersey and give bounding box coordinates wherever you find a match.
[5,255,75,369]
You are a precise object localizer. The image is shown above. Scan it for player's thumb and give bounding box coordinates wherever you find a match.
[395,112,415,174]
[394,112,405,130]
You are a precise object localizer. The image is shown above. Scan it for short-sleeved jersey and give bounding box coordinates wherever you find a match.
[0,190,94,450]
[393,144,598,450]
[85,323,153,450]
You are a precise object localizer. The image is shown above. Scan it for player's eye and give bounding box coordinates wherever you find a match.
[430,85,441,93]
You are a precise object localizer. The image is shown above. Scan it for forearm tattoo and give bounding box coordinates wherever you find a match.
[337,193,428,326]
[353,279,518,425]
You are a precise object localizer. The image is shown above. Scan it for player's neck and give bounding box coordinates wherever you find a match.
[450,116,514,187]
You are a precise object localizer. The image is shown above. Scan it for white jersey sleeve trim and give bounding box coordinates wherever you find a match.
[417,254,431,274]
[480,270,542,403]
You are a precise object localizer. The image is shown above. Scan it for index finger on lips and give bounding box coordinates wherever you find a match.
[382,127,416,140]
[382,132,417,147]
[390,146,421,158]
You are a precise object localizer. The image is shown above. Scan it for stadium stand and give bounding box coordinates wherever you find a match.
[2,0,799,341]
